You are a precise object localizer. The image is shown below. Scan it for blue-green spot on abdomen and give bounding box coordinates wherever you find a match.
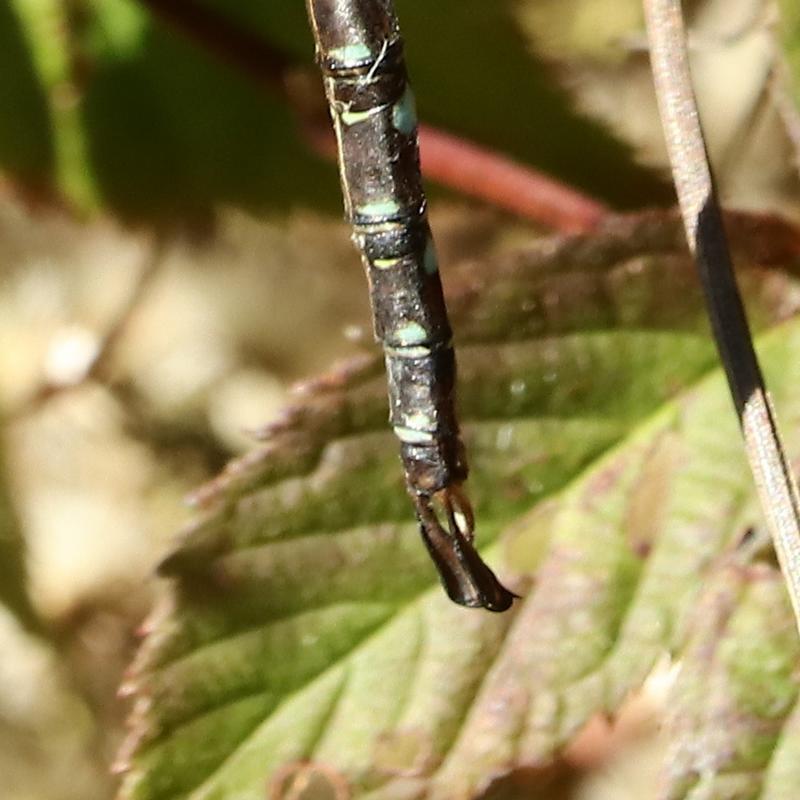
[394,426,434,444]
[329,42,374,66]
[395,321,428,345]
[356,199,402,219]
[404,411,435,431]
[392,87,418,136]
[340,107,377,126]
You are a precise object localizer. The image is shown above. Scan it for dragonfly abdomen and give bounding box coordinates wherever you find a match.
[306,0,515,612]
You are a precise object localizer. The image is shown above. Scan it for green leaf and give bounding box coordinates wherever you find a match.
[0,1,55,188]
[5,0,91,205]
[4,0,334,219]
[117,212,800,800]
[662,560,800,799]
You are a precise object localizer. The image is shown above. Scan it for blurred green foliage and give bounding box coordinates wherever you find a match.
[3,0,667,222]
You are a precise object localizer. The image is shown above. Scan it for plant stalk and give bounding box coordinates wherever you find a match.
[643,0,800,631]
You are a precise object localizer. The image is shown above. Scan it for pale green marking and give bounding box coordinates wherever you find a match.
[339,111,370,128]
[394,426,435,444]
[373,257,401,269]
[340,108,376,126]
[357,199,402,218]
[392,87,418,135]
[423,238,439,275]
[395,321,428,345]
[329,43,373,64]
[404,412,434,431]
[385,344,431,358]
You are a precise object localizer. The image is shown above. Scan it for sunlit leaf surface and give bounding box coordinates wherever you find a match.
[119,213,800,800]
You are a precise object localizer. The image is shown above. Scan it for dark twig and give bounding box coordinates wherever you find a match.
[643,0,800,630]
[135,0,608,232]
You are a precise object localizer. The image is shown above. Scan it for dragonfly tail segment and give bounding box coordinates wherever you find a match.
[413,488,517,613]
[306,0,516,611]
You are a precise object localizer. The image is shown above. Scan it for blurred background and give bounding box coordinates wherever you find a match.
[1,0,798,798]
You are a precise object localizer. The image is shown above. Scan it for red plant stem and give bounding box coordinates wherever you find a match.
[418,125,607,233]
[136,0,609,232]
